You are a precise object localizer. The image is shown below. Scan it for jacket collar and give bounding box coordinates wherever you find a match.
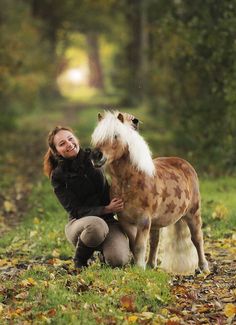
[58,148,91,172]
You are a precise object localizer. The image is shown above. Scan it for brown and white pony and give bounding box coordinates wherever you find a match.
[91,111,209,274]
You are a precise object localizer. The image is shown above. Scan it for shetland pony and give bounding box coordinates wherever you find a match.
[91,111,209,274]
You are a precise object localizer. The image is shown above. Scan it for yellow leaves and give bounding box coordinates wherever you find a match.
[3,200,16,213]
[224,303,236,318]
[0,303,4,314]
[0,258,19,268]
[0,258,9,267]
[29,230,37,238]
[52,249,60,258]
[127,315,138,323]
[212,204,229,220]
[20,277,37,287]
[33,217,40,224]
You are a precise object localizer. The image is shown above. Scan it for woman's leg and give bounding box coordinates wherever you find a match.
[102,223,130,267]
[65,216,109,267]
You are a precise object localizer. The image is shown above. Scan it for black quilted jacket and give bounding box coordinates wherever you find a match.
[51,148,114,223]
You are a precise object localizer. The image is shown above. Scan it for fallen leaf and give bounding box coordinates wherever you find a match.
[3,200,16,213]
[15,291,29,299]
[52,249,60,258]
[127,315,138,323]
[120,295,136,312]
[224,303,236,317]
[47,308,57,317]
[33,217,40,224]
[166,316,181,325]
[21,278,37,287]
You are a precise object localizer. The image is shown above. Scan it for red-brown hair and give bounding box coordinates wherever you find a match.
[43,126,75,178]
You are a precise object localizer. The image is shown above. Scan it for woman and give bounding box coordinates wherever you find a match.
[43,126,130,268]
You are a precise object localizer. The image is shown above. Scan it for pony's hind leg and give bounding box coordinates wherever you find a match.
[184,211,209,273]
[147,227,160,268]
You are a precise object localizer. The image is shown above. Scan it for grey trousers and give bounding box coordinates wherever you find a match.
[65,216,130,267]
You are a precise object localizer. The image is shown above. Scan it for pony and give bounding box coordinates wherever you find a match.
[91,111,209,274]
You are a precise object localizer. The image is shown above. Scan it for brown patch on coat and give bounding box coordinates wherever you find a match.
[179,202,187,214]
[139,197,149,208]
[137,179,145,191]
[184,189,190,200]
[152,201,158,211]
[174,185,182,199]
[169,172,179,182]
[152,184,159,197]
[164,201,177,214]
[160,188,170,202]
[190,202,199,215]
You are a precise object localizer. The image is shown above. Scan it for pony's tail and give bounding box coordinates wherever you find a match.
[158,219,198,275]
[43,149,58,178]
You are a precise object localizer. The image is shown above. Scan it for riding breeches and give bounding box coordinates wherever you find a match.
[65,216,130,267]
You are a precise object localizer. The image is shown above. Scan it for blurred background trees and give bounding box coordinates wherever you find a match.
[1,0,236,174]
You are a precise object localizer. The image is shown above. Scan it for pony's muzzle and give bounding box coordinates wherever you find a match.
[90,148,107,168]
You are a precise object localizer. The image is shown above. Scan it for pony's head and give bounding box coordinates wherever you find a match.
[91,111,155,177]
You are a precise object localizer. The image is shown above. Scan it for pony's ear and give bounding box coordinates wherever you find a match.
[98,113,103,121]
[117,113,124,123]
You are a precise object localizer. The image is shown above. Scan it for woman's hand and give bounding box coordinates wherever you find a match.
[104,198,124,214]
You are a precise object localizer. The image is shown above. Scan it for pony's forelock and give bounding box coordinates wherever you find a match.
[91,111,127,146]
[92,111,155,177]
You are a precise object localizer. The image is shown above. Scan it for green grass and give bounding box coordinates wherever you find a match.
[0,179,171,324]
[1,176,236,323]
[201,177,236,238]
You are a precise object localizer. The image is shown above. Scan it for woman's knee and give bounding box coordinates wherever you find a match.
[80,218,109,247]
[104,250,130,267]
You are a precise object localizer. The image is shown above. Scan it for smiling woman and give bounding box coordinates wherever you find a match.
[43,126,131,269]
[53,129,80,159]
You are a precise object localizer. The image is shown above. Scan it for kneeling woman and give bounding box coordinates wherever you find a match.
[43,126,130,268]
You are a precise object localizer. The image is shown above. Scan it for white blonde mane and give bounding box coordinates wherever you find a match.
[91,112,155,177]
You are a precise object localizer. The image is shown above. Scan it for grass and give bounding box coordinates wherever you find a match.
[0,97,236,323]
[1,175,236,323]
[201,177,236,238]
[0,179,171,324]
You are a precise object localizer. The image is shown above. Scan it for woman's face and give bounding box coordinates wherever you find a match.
[53,130,80,159]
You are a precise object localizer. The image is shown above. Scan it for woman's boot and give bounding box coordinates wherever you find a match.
[74,238,95,268]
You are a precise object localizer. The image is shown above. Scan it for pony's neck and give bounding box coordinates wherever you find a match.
[109,154,142,179]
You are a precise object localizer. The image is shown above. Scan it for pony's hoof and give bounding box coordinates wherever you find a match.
[200,262,210,274]
[136,262,146,270]
[147,262,157,269]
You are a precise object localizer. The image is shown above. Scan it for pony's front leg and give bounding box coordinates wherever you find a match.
[147,227,160,268]
[118,219,137,256]
[134,218,151,269]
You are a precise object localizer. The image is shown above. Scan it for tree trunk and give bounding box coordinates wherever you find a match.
[124,0,148,104]
[86,33,104,89]
[138,0,148,102]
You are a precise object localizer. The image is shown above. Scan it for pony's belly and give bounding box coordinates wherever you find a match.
[118,206,147,224]
[152,213,182,228]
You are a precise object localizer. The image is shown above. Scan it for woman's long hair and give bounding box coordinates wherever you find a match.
[43,126,74,178]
